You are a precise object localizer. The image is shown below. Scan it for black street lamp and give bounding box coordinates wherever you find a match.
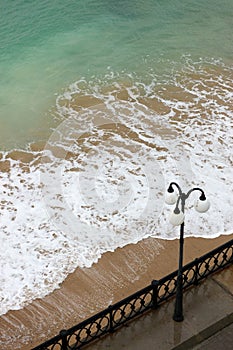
[165,182,210,322]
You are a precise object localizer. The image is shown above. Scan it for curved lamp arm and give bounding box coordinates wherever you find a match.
[186,187,205,199]
[186,187,210,213]
[168,182,182,197]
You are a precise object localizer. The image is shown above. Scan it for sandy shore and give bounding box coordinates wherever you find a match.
[0,233,232,350]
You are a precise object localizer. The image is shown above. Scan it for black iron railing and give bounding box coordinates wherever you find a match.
[32,238,233,350]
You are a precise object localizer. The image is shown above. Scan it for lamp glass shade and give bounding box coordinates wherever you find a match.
[165,191,178,205]
[194,198,210,213]
[169,210,185,226]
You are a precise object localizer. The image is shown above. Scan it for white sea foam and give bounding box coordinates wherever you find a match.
[0,57,232,315]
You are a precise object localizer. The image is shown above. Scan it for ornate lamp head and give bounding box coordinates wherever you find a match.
[169,207,185,226]
[194,193,210,213]
[165,184,178,205]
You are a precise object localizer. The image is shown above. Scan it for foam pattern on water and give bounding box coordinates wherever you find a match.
[0,57,232,315]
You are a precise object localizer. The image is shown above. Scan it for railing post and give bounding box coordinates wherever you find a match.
[194,258,199,285]
[60,329,68,350]
[108,305,114,333]
[151,280,159,309]
[231,245,233,263]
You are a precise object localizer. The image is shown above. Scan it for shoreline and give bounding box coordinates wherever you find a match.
[1,63,232,343]
[1,233,232,350]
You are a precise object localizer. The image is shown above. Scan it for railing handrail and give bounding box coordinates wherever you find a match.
[159,237,233,285]
[32,238,233,350]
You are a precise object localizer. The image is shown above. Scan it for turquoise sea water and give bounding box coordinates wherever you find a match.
[0,0,232,149]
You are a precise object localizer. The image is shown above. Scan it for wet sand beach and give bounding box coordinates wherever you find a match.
[1,233,232,350]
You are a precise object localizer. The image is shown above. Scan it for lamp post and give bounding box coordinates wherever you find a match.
[165,182,210,322]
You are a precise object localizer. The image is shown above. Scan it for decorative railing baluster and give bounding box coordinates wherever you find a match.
[151,280,159,309]
[194,258,199,286]
[60,330,68,350]
[32,238,233,350]
[108,305,114,333]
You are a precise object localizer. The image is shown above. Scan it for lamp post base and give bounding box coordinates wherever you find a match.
[173,314,184,322]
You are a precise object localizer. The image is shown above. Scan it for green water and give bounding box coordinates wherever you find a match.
[0,0,232,149]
